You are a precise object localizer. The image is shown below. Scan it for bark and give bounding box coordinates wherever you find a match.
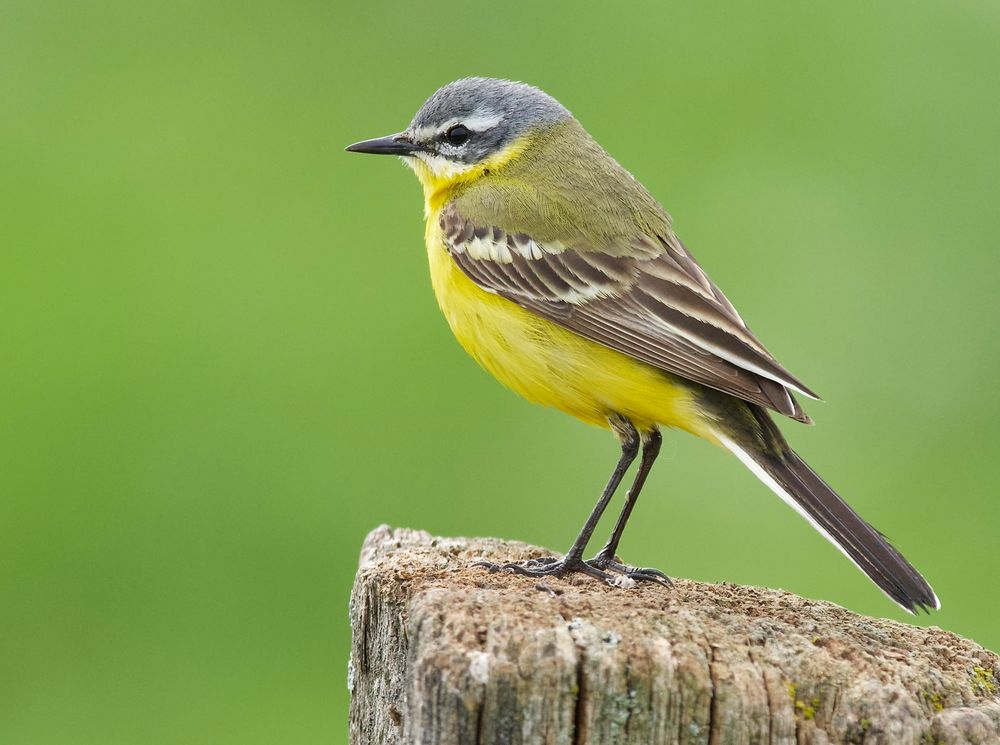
[348,526,999,745]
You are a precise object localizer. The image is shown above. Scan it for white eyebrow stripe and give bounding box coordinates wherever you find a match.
[458,111,504,131]
[410,110,504,141]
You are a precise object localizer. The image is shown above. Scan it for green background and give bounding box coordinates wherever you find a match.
[2,1,998,742]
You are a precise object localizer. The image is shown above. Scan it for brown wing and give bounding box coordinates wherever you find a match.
[440,203,819,423]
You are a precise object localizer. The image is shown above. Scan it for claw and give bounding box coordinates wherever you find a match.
[471,560,502,572]
[586,555,673,587]
[525,556,560,567]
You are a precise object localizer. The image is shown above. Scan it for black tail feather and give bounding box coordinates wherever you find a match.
[716,404,939,614]
[755,448,938,614]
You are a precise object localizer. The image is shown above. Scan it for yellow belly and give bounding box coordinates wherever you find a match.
[426,225,712,439]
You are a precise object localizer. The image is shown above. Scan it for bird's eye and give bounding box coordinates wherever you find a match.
[445,124,471,146]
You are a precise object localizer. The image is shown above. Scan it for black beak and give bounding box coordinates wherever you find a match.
[345,132,423,156]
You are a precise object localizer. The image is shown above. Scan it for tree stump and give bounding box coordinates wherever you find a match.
[348,526,999,745]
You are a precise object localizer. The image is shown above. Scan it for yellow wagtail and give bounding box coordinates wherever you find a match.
[347,78,938,614]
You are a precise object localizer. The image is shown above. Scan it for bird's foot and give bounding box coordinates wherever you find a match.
[585,552,673,588]
[473,555,614,582]
[474,553,672,588]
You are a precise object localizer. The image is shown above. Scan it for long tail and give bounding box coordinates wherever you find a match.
[714,409,939,614]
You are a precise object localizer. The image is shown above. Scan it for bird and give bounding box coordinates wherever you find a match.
[346,77,939,614]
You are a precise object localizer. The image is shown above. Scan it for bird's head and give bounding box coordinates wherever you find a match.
[346,78,573,194]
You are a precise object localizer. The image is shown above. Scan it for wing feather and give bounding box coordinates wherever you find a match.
[441,203,817,421]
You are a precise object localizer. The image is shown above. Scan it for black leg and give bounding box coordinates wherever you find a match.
[474,414,640,583]
[562,415,639,561]
[595,428,662,561]
[587,429,672,586]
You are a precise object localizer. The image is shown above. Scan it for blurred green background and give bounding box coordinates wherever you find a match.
[2,1,998,742]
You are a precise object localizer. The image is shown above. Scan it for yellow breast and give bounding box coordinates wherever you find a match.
[423,214,709,438]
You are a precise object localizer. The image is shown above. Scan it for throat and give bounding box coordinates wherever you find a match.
[405,137,529,215]
[407,155,480,214]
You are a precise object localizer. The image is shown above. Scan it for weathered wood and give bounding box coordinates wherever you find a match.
[349,526,1000,745]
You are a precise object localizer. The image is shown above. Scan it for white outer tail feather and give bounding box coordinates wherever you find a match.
[715,432,940,615]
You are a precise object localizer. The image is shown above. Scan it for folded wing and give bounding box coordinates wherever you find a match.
[440,202,819,422]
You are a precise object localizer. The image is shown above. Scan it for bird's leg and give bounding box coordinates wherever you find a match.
[594,429,661,560]
[587,429,672,586]
[475,415,639,583]
[561,415,640,563]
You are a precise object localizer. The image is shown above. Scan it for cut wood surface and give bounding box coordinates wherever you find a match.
[348,526,999,745]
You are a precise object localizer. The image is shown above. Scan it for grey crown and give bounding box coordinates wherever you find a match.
[408,78,573,164]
